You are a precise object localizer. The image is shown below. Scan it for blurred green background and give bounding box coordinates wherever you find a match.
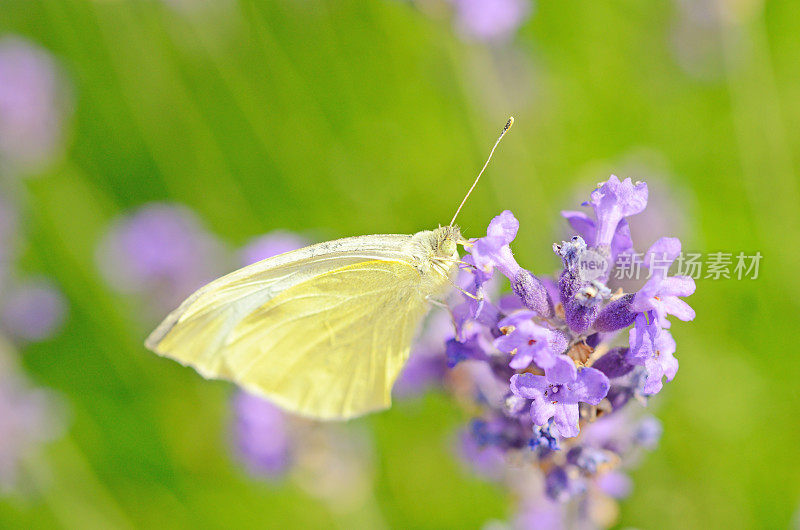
[1,0,799,528]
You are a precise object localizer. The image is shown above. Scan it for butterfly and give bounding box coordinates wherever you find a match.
[145,118,513,420]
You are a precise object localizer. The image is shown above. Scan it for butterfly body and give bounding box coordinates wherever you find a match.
[145,225,461,419]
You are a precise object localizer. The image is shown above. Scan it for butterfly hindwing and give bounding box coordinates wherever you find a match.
[221,260,429,419]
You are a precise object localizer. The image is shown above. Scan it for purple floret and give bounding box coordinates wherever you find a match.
[510,368,609,438]
[630,237,696,328]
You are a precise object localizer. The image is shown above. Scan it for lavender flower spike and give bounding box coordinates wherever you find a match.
[510,368,609,438]
[630,237,696,328]
[445,178,690,528]
[586,175,648,250]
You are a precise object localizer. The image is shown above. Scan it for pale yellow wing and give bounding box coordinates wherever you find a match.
[146,235,436,420]
[219,260,430,419]
[145,234,413,380]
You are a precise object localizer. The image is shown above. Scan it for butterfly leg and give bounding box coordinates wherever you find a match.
[435,256,478,270]
[431,261,483,302]
[425,296,450,310]
[443,276,483,301]
[424,296,462,338]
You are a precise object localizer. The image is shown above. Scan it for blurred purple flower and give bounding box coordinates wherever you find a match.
[232,397,378,511]
[458,423,507,481]
[289,423,376,511]
[446,331,491,368]
[0,37,70,175]
[0,278,66,343]
[514,495,565,530]
[634,416,663,450]
[96,202,227,314]
[231,391,290,479]
[395,310,451,397]
[450,0,532,43]
[581,409,662,458]
[596,470,632,499]
[0,341,66,493]
[566,445,613,475]
[239,231,308,266]
[604,367,648,411]
[667,0,756,81]
[545,465,587,502]
[0,169,67,345]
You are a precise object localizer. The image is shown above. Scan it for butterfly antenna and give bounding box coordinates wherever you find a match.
[449,116,515,227]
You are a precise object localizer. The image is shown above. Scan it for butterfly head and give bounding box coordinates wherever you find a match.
[434,225,461,260]
[409,226,462,281]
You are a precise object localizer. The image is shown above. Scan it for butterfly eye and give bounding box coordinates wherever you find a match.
[440,238,457,257]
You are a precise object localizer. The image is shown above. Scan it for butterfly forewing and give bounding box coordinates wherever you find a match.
[145,234,447,419]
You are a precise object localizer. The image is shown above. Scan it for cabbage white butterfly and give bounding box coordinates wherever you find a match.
[145,118,514,420]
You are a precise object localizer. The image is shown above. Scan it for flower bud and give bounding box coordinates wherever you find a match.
[512,269,554,318]
[591,293,636,332]
[591,347,634,379]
